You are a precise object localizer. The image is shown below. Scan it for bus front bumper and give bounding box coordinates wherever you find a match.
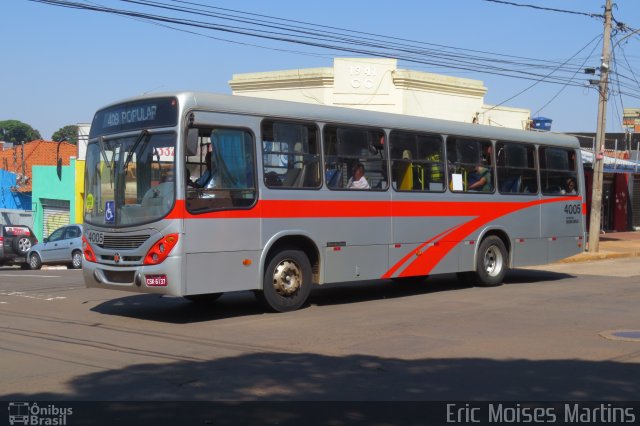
[82,256,183,296]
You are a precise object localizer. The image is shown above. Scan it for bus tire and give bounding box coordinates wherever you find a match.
[259,248,312,313]
[473,236,508,287]
[184,293,223,304]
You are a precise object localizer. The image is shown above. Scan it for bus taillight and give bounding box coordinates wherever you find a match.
[144,233,179,265]
[82,235,97,263]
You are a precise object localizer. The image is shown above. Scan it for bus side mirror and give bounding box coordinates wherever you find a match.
[186,129,198,156]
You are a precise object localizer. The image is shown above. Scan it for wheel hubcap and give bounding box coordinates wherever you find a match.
[272,259,302,296]
[483,245,504,277]
[19,239,30,251]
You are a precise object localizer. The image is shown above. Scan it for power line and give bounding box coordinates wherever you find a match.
[28,0,603,90]
[486,34,602,113]
[481,0,602,19]
[533,35,603,117]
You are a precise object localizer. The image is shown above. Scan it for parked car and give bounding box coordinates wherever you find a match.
[0,225,38,268]
[27,224,83,270]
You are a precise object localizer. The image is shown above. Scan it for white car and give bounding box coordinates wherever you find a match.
[27,224,83,270]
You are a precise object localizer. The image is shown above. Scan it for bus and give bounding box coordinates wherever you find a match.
[82,92,585,312]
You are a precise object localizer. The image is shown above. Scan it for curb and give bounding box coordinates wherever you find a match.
[556,250,640,264]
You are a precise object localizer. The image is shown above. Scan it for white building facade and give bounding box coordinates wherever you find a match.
[229,58,530,130]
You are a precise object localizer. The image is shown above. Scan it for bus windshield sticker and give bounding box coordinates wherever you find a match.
[86,193,94,211]
[105,201,115,224]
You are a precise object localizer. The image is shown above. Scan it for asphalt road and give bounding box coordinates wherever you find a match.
[0,259,639,401]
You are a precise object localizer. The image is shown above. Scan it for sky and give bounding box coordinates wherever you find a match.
[2,0,639,140]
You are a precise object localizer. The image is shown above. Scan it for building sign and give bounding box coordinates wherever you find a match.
[623,108,640,133]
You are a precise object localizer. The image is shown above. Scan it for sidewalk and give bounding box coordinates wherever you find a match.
[557,231,640,263]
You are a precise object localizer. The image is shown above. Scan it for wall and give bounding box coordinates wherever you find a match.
[0,209,34,227]
[74,159,85,224]
[0,170,31,210]
[31,158,77,240]
[229,57,531,130]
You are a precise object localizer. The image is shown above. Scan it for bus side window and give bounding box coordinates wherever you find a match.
[186,127,256,212]
[324,125,387,190]
[496,142,537,195]
[262,120,321,189]
[540,147,579,196]
[390,131,444,192]
[447,137,493,193]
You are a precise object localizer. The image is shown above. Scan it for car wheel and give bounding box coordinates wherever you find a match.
[68,250,83,269]
[13,237,32,256]
[29,253,42,270]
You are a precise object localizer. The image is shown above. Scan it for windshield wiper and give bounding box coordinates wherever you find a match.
[98,136,110,169]
[123,129,150,171]
[98,136,114,188]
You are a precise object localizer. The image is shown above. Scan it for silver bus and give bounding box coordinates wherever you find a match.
[82,92,585,312]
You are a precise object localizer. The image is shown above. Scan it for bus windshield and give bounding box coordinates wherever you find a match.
[84,131,176,227]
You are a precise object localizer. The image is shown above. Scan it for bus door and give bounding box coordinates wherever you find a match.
[183,115,260,294]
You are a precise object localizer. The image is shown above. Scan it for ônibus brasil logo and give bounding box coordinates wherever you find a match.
[8,402,73,425]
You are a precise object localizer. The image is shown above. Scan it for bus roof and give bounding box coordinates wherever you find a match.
[103,91,580,148]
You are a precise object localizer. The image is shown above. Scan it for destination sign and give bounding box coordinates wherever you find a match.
[90,97,178,137]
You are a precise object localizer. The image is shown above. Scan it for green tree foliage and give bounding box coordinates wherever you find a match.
[52,125,79,145]
[0,120,42,143]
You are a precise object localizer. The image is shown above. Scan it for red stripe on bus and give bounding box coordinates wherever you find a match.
[386,196,580,278]
[168,196,581,220]
[168,196,581,279]
[381,224,463,279]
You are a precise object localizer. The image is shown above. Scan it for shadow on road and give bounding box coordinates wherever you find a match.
[89,269,575,324]
[2,351,638,401]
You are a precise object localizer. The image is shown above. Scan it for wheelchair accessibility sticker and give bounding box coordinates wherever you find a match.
[105,201,115,224]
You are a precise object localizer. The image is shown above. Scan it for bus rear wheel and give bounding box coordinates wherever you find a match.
[472,236,508,287]
[259,248,312,313]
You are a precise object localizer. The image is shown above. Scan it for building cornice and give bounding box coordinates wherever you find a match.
[392,69,487,97]
[229,68,334,91]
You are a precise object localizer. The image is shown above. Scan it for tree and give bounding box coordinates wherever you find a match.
[52,125,79,145]
[0,120,41,143]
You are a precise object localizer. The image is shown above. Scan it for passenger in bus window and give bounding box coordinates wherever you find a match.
[185,169,198,188]
[468,160,492,192]
[563,177,577,195]
[347,163,370,189]
[195,151,215,188]
[425,145,443,190]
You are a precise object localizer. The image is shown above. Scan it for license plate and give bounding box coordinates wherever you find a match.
[145,275,167,287]
[85,230,104,245]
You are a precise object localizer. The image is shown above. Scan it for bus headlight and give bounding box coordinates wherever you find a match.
[144,233,179,265]
[82,235,97,263]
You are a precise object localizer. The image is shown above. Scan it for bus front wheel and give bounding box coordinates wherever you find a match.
[473,236,508,287]
[259,248,312,313]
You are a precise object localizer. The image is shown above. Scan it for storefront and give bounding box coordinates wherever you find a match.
[581,150,640,232]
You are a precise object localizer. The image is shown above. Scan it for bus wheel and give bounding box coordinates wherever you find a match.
[473,236,508,287]
[259,248,312,313]
[184,293,223,304]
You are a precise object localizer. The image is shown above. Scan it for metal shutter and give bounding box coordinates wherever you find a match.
[42,199,70,239]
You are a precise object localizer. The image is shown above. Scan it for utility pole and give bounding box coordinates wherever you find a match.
[588,0,613,253]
